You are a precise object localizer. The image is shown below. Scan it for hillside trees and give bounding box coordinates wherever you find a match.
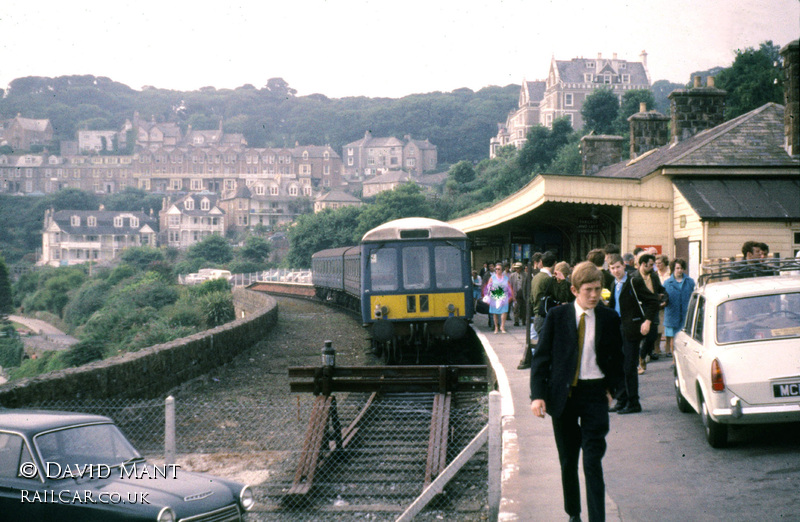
[286,205,364,268]
[715,41,783,119]
[0,255,13,316]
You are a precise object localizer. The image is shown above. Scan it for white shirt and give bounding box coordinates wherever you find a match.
[574,302,604,380]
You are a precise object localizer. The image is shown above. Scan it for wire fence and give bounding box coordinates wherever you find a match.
[29,392,492,521]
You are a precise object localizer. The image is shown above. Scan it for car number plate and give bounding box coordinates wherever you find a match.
[773,382,800,397]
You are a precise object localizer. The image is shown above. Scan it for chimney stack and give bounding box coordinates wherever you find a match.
[580,134,624,175]
[780,40,799,157]
[667,76,726,143]
[628,103,670,159]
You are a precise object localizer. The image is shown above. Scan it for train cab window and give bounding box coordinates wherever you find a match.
[434,246,462,288]
[370,248,398,291]
[402,247,430,290]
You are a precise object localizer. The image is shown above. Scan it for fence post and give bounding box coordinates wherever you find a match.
[488,391,501,521]
[165,396,176,465]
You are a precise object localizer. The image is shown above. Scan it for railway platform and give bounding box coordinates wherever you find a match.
[474,319,622,522]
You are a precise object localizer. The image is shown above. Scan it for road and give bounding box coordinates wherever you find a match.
[7,314,78,351]
[603,356,800,521]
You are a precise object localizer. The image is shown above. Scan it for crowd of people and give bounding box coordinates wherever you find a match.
[477,240,779,522]
[475,243,701,414]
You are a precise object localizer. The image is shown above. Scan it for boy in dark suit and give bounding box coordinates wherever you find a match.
[530,261,624,522]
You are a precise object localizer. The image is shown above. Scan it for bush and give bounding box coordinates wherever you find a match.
[192,278,231,297]
[164,301,204,328]
[127,322,195,350]
[200,291,235,327]
[8,351,69,381]
[0,335,24,368]
[106,264,136,285]
[63,339,106,367]
[62,280,110,328]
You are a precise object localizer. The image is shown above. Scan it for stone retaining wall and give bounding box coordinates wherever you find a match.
[0,288,278,407]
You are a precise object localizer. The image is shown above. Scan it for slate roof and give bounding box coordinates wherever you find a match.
[171,192,224,216]
[554,57,649,85]
[292,145,341,159]
[673,178,800,220]
[51,210,156,235]
[406,138,436,150]
[316,190,361,203]
[524,81,546,102]
[13,116,51,132]
[583,103,799,180]
[363,170,413,184]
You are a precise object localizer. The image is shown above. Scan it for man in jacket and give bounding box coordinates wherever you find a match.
[517,251,557,369]
[530,261,624,522]
[607,254,660,414]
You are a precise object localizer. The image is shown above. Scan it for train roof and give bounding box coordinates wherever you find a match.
[361,217,467,243]
[312,245,360,259]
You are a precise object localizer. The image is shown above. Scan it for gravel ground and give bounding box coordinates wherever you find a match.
[172,296,372,401]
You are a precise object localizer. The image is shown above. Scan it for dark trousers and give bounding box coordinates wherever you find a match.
[521,315,545,365]
[616,332,640,406]
[551,380,609,522]
[639,323,660,359]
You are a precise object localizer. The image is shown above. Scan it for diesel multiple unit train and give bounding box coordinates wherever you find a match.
[311,218,474,363]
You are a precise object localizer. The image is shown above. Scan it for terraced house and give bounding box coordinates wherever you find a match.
[0,113,344,203]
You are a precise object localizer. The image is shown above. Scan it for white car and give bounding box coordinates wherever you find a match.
[673,259,800,448]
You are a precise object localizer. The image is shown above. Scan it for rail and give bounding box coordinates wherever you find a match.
[286,362,496,518]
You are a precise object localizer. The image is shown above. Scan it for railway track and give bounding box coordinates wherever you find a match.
[282,389,489,516]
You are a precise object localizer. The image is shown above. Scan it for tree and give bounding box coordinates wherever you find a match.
[238,236,271,263]
[449,161,476,184]
[0,255,13,316]
[616,90,657,133]
[355,183,435,238]
[120,246,165,271]
[186,234,234,265]
[286,205,364,268]
[716,41,783,120]
[581,89,620,135]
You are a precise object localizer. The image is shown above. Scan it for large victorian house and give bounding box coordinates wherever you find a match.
[491,52,651,157]
[159,192,225,249]
[343,132,437,180]
[40,209,157,267]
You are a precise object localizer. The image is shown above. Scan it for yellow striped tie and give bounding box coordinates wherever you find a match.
[572,312,586,387]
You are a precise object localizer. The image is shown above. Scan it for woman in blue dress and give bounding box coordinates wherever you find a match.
[663,258,695,357]
[484,264,514,333]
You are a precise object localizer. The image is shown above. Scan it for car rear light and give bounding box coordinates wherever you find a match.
[711,359,725,392]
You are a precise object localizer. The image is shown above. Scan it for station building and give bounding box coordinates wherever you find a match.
[455,41,800,279]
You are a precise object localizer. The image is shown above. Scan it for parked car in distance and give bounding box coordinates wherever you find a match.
[673,258,800,447]
[0,409,254,521]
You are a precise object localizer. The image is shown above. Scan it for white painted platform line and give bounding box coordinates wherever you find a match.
[476,330,519,521]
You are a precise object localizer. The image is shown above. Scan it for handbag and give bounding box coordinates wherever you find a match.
[537,277,562,317]
[476,299,490,315]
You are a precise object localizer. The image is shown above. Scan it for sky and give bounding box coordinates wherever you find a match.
[1,0,798,99]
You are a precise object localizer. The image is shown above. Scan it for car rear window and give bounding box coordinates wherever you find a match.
[716,292,800,344]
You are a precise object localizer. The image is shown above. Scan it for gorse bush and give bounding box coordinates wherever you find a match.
[63,339,106,367]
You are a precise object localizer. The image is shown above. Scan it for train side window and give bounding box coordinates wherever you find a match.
[402,246,430,290]
[434,246,462,288]
[370,248,398,291]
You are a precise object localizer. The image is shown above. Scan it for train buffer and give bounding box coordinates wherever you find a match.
[286,347,489,497]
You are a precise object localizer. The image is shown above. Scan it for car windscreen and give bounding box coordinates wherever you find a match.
[716,292,800,344]
[34,423,141,475]
[434,245,463,289]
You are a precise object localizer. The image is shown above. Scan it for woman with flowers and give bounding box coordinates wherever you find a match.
[484,264,514,333]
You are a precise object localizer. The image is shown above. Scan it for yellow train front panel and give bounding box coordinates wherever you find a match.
[369,292,467,320]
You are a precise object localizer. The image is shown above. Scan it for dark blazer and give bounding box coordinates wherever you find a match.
[530,303,624,419]
[608,273,660,341]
